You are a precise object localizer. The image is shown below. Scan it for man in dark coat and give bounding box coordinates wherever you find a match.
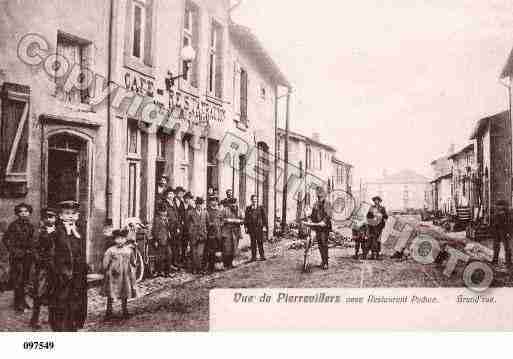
[310,187,333,270]
[152,203,172,276]
[31,208,57,329]
[2,203,35,313]
[491,200,512,266]
[187,197,208,274]
[206,196,223,273]
[49,201,87,332]
[174,186,187,266]
[366,196,388,260]
[244,194,268,262]
[163,188,180,270]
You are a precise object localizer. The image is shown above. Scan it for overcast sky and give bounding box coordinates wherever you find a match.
[231,0,513,183]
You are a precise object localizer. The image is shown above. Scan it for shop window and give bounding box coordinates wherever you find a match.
[207,139,219,194]
[128,162,138,217]
[127,121,139,155]
[56,32,91,104]
[208,20,223,99]
[183,1,199,88]
[157,133,166,160]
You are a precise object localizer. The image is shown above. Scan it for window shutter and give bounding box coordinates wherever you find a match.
[240,68,248,124]
[214,26,223,98]
[1,83,30,196]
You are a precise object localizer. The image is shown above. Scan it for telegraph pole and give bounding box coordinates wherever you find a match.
[281,88,291,233]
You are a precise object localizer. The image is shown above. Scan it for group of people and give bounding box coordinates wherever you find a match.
[352,196,389,261]
[152,175,269,278]
[2,201,87,331]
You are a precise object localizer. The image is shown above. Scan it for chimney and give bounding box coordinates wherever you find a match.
[448,143,455,155]
[312,132,320,142]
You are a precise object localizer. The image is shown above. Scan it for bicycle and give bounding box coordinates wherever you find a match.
[124,218,155,283]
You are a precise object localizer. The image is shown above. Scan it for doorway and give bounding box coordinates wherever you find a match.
[46,132,90,233]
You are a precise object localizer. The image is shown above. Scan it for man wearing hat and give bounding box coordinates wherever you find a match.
[174,186,187,266]
[187,197,208,274]
[366,196,388,260]
[31,207,58,328]
[49,200,87,331]
[491,199,512,267]
[163,188,180,270]
[220,197,243,269]
[206,196,223,273]
[310,187,333,270]
[244,194,268,262]
[3,203,35,312]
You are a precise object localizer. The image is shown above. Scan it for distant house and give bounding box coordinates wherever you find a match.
[364,170,431,212]
[469,111,512,223]
[448,143,477,210]
[430,155,453,214]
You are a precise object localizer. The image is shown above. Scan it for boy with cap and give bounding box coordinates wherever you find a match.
[30,208,57,328]
[187,197,208,274]
[3,203,35,312]
[49,200,87,332]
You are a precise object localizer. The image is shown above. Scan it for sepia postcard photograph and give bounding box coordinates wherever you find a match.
[2,0,513,338]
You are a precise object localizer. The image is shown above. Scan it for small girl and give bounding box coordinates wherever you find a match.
[101,229,137,320]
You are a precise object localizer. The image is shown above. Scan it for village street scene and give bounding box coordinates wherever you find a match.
[1,0,513,332]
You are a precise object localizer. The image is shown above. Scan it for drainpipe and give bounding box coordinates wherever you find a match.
[105,0,114,225]
[273,85,278,230]
[281,87,291,233]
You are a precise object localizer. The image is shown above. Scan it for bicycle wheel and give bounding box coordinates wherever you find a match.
[134,248,145,283]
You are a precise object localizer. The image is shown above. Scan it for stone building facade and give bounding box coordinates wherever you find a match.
[0,0,290,271]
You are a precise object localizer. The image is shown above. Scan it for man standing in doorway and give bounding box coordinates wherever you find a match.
[174,186,187,267]
[244,195,268,262]
[310,187,333,270]
[155,175,169,206]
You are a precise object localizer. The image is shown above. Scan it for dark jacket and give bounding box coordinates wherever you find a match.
[152,215,170,246]
[164,200,180,237]
[187,209,208,245]
[244,205,268,234]
[493,210,512,238]
[367,205,388,231]
[49,222,87,331]
[207,207,223,240]
[310,199,333,232]
[2,218,35,259]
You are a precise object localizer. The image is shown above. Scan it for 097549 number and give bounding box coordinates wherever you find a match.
[23,341,55,350]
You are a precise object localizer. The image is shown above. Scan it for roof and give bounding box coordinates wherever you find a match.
[366,169,430,185]
[332,157,353,167]
[430,156,449,166]
[277,128,336,152]
[500,46,513,79]
[447,143,474,160]
[469,110,509,140]
[229,22,291,88]
[430,173,452,184]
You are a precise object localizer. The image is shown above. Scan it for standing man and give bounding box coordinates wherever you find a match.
[491,200,512,267]
[244,195,268,262]
[187,197,208,274]
[155,175,169,205]
[367,196,388,260]
[206,196,223,273]
[220,197,243,269]
[174,186,187,267]
[163,188,180,270]
[310,187,332,270]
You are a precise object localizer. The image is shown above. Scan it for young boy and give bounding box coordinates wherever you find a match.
[187,197,208,274]
[206,196,223,273]
[152,203,173,277]
[31,208,57,329]
[49,200,87,332]
[3,203,35,313]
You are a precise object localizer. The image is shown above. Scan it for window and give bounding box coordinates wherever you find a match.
[306,146,312,169]
[129,0,153,66]
[183,1,199,88]
[127,121,139,155]
[132,3,143,58]
[208,20,223,98]
[240,68,248,124]
[157,133,166,160]
[56,32,91,104]
[260,85,266,100]
[319,150,322,170]
[207,139,219,194]
[128,162,138,217]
